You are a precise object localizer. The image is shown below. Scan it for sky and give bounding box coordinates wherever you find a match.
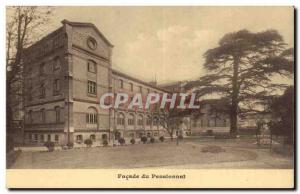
[43,6,293,83]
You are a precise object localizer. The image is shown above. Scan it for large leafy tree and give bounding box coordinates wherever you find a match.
[186,30,294,136]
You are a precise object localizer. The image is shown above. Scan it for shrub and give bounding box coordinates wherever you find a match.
[159,136,165,142]
[130,138,135,145]
[66,142,74,149]
[141,136,147,144]
[84,139,93,147]
[118,138,125,145]
[150,137,155,143]
[103,139,108,146]
[44,141,55,152]
[178,134,183,140]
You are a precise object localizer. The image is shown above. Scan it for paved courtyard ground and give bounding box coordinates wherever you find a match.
[9,138,294,169]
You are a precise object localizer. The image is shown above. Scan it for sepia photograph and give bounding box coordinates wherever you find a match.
[5,5,295,188]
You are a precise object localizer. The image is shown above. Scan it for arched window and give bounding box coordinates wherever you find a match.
[153,117,159,126]
[146,115,151,126]
[90,134,96,141]
[117,112,125,125]
[87,60,97,73]
[128,113,134,126]
[138,114,143,126]
[86,107,98,124]
[55,106,60,123]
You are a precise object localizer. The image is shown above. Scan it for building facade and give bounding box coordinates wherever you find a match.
[23,20,166,146]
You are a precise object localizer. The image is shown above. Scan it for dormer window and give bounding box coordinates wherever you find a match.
[87,60,96,73]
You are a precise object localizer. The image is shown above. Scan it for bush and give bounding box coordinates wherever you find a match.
[141,136,147,144]
[150,137,155,143]
[66,142,74,149]
[130,138,135,145]
[44,141,55,152]
[159,136,165,142]
[178,135,183,140]
[84,139,93,147]
[118,138,125,145]
[103,139,108,146]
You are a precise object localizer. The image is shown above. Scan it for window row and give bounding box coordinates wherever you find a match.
[28,106,61,124]
[28,133,59,143]
[117,79,156,94]
[192,118,227,127]
[28,79,61,101]
[76,134,107,143]
[116,113,160,127]
[37,57,61,76]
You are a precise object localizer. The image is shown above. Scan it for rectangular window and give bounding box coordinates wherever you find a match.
[39,63,45,75]
[86,113,97,123]
[40,135,44,143]
[55,135,59,142]
[28,87,32,101]
[53,79,60,95]
[41,109,45,123]
[139,86,142,93]
[88,60,96,73]
[88,81,97,94]
[119,79,123,89]
[55,107,60,123]
[130,83,133,91]
[29,133,32,142]
[128,118,134,125]
[34,134,38,142]
[40,84,45,98]
[47,134,51,141]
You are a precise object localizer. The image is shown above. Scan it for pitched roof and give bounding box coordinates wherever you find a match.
[61,19,113,47]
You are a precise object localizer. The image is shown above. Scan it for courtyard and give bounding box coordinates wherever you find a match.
[9,138,294,169]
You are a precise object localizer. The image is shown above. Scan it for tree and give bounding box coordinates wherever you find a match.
[6,6,53,151]
[186,30,294,137]
[269,86,294,144]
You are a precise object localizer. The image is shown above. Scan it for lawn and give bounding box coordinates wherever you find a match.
[9,139,293,169]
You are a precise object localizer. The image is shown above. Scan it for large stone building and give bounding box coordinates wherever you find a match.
[23,20,167,146]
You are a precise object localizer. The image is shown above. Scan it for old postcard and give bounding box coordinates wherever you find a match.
[6,6,295,189]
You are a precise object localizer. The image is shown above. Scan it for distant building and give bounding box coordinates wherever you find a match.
[160,82,230,136]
